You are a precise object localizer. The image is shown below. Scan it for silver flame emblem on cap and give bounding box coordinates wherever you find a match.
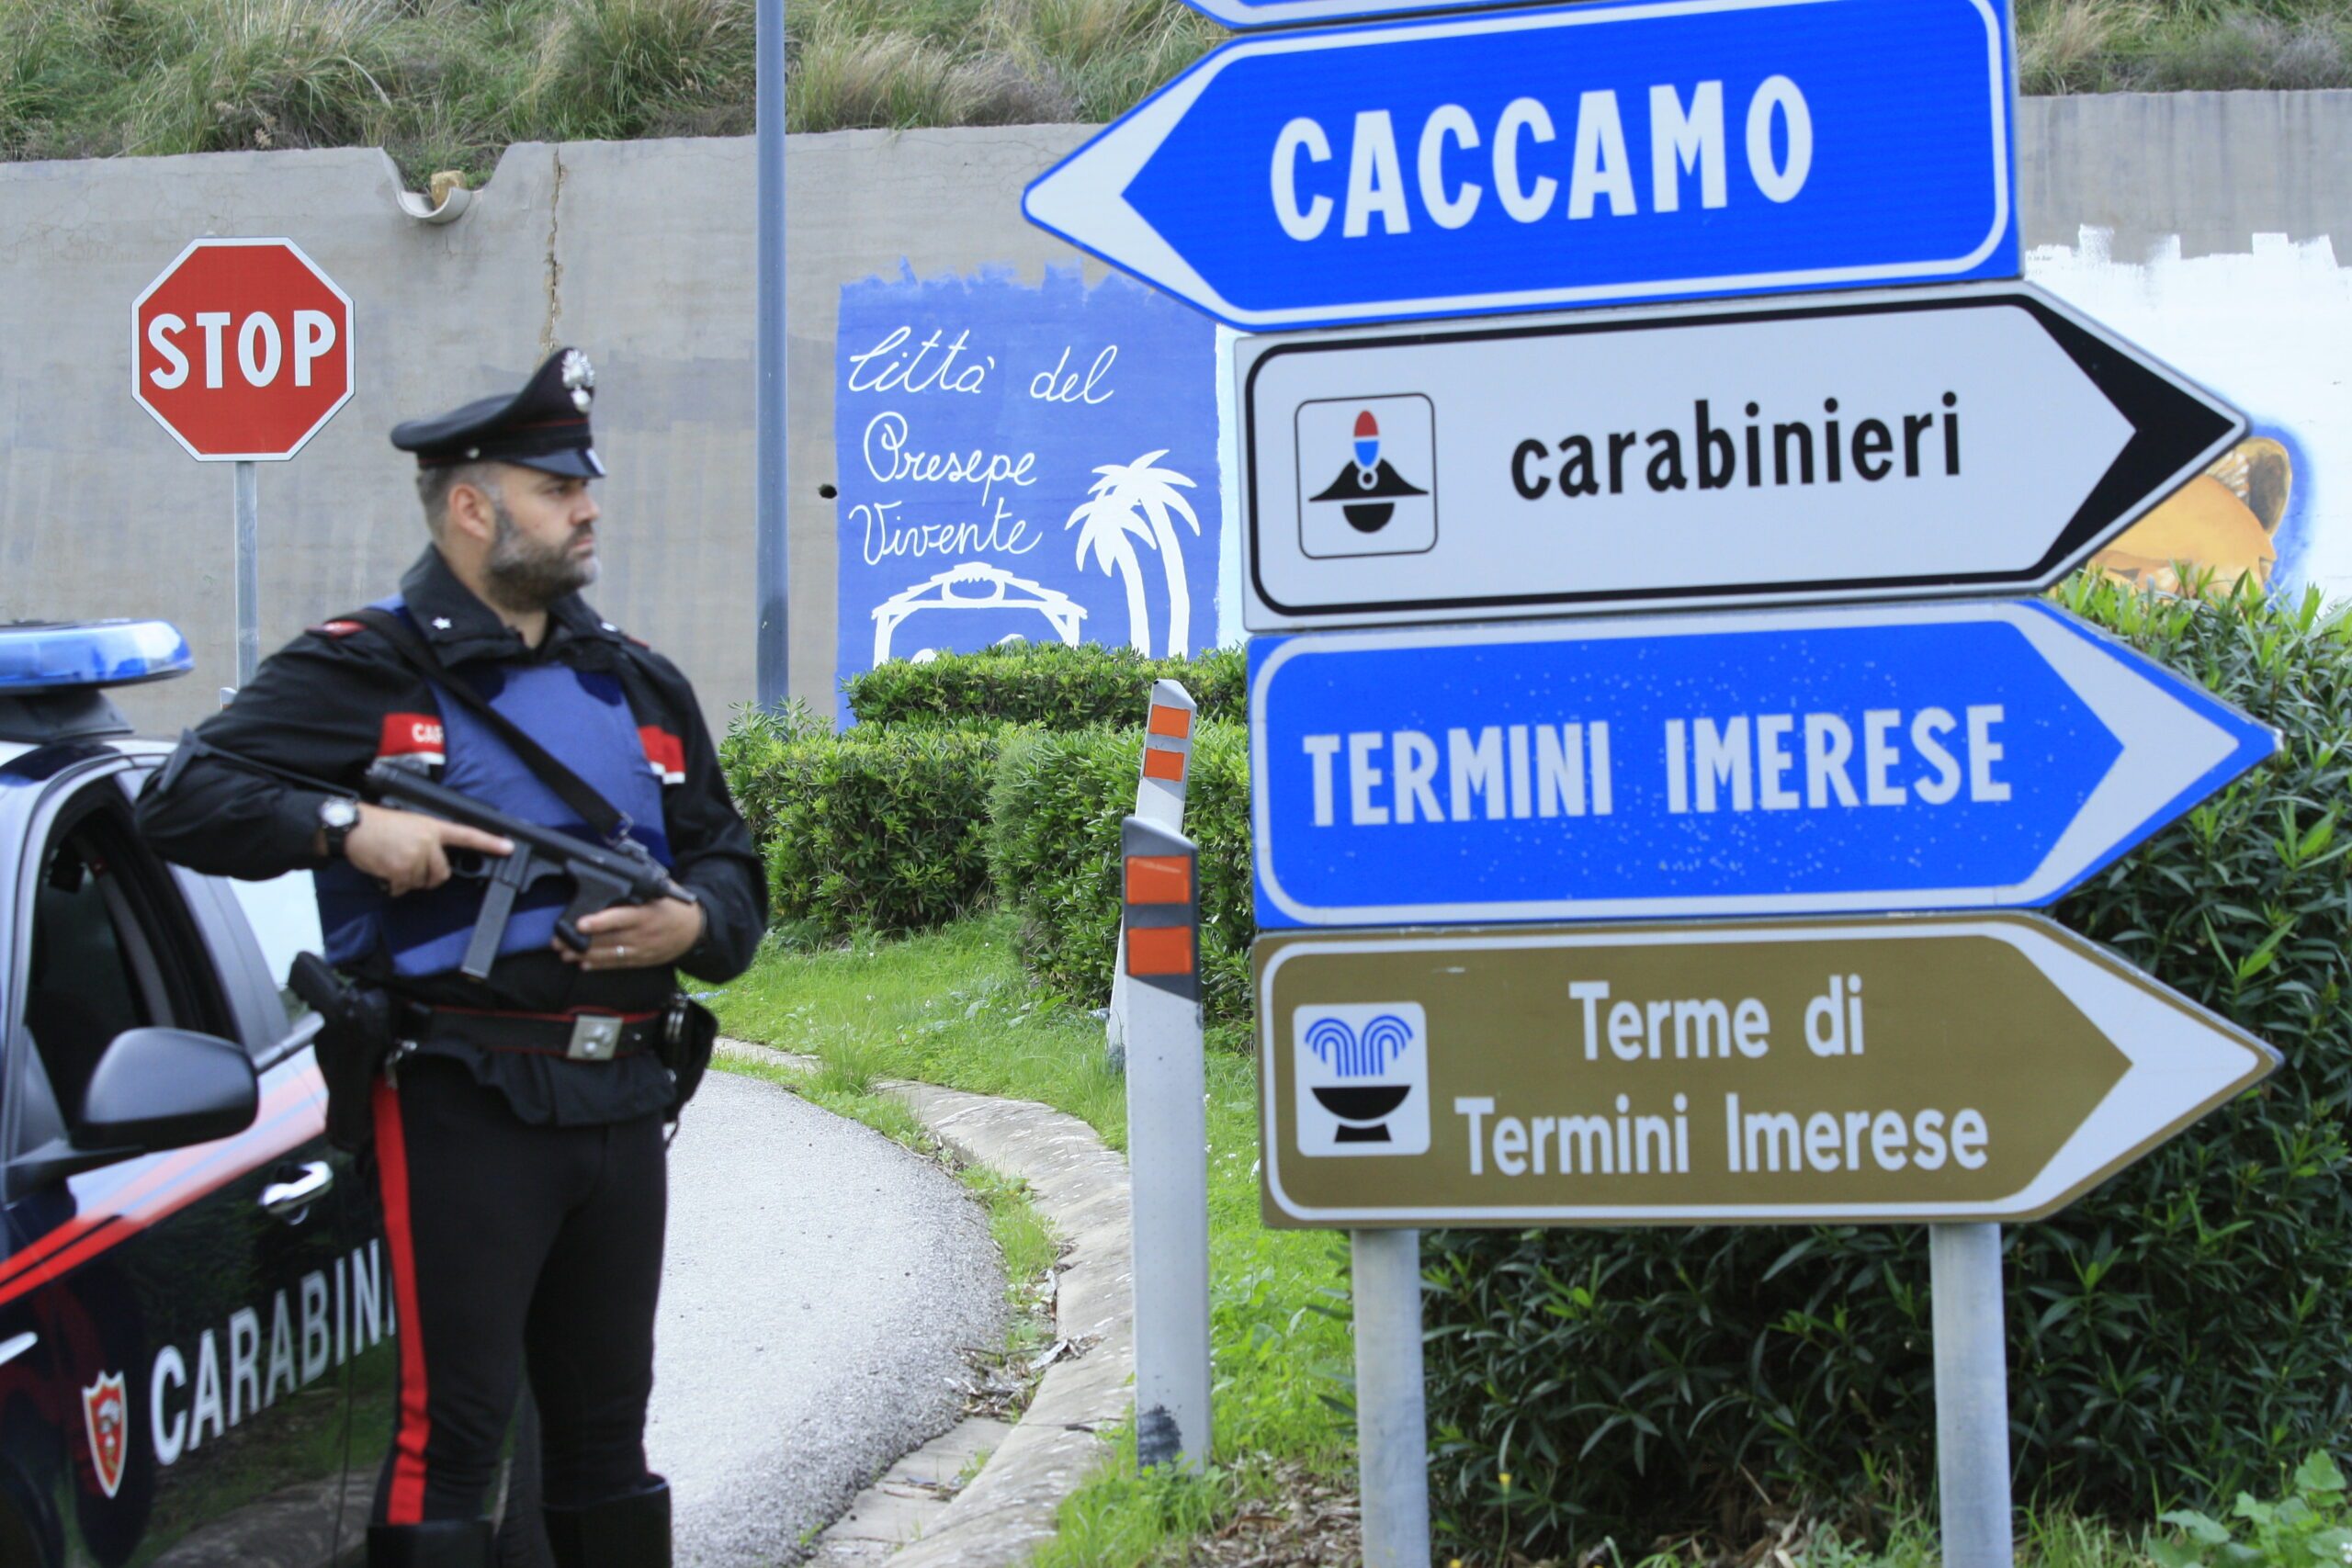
[560,350,595,413]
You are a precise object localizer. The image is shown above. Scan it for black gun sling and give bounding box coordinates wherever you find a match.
[345,606,717,1112]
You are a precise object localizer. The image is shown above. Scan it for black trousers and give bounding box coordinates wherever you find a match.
[369,1055,667,1526]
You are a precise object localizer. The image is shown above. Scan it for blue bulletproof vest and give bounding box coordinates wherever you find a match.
[315,603,673,978]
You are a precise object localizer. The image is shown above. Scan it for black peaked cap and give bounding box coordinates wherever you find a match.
[390,347,606,479]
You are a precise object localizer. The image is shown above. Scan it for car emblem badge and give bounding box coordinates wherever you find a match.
[83,1371,128,1498]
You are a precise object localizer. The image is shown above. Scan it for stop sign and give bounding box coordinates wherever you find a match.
[131,238,354,461]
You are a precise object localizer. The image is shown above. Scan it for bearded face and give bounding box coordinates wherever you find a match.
[484,492,599,609]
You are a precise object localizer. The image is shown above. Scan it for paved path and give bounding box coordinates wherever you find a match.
[648,1070,1006,1568]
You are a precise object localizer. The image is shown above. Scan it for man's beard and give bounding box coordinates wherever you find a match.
[483,498,597,610]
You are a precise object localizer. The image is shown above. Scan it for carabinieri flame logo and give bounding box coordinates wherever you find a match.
[1308,409,1429,535]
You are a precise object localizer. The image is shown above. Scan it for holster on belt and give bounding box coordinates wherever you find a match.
[289,951,396,1155]
[659,993,718,1119]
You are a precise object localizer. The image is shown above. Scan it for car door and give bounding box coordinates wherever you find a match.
[0,756,368,1568]
[170,832,401,1567]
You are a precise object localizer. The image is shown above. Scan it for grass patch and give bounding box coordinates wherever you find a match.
[4,0,2345,180]
[2018,0,2352,90]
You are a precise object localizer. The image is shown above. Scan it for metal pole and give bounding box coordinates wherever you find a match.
[1120,818,1213,1470]
[753,0,790,709]
[1353,1227,1430,1568]
[1931,1223,2015,1568]
[233,459,260,688]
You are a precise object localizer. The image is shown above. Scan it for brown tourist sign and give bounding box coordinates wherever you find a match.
[1257,914,2278,1229]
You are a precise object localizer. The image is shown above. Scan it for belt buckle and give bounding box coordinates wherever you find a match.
[567,1014,624,1061]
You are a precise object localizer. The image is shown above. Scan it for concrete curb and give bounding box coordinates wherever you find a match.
[716,1042,1132,1568]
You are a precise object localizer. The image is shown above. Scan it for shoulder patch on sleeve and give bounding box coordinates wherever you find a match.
[639,726,686,785]
[379,713,447,768]
[310,619,367,638]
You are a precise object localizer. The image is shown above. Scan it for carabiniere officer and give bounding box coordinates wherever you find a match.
[138,349,765,1568]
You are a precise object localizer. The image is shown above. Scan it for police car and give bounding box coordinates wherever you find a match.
[0,623,540,1567]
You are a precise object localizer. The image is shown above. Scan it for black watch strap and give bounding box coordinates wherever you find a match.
[319,797,359,859]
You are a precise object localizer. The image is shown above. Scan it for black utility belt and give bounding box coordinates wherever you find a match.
[403,1005,664,1062]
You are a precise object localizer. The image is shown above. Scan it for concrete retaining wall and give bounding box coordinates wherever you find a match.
[1,96,2343,734]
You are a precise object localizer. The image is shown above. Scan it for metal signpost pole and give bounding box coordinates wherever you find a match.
[1351,1228,1430,1568]
[1119,818,1213,1469]
[233,460,259,688]
[754,0,789,710]
[1933,1224,2016,1568]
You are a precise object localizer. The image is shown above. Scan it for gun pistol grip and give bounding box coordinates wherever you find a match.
[556,867,633,954]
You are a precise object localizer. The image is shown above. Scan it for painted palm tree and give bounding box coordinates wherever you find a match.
[1064,451,1203,656]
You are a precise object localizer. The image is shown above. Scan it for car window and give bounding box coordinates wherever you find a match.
[27,825,155,1120]
[22,794,229,1126]
[217,870,322,1029]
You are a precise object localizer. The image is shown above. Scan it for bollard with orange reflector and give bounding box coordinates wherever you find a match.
[1109,679,1197,1070]
[1121,814,1212,1472]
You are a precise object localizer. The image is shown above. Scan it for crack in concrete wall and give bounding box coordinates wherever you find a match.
[540,147,567,354]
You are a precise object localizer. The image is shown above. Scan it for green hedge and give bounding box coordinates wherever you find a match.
[723,708,1004,938]
[844,642,1247,731]
[718,698,830,849]
[987,722,1253,1021]
[1421,577,2352,1558]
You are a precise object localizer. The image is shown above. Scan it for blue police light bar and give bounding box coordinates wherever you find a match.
[0,621,193,692]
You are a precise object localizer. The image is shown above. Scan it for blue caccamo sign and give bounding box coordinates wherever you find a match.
[1249,602,2278,928]
[1024,0,2020,329]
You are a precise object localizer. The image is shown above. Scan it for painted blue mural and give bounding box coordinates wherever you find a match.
[833,265,1222,719]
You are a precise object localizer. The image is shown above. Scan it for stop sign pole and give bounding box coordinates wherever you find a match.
[130,238,355,688]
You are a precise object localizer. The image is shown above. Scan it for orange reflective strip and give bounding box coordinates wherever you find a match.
[1148,705,1193,739]
[1127,926,1193,976]
[1142,746,1186,782]
[1125,853,1192,905]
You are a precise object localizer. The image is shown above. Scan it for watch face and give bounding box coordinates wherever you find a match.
[320,798,359,829]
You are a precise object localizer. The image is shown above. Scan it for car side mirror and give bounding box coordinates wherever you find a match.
[73,1027,258,1154]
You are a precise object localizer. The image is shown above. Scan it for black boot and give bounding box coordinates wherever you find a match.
[543,1479,672,1568]
[366,1519,494,1567]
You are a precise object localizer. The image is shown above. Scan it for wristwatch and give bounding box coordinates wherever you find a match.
[317,796,360,859]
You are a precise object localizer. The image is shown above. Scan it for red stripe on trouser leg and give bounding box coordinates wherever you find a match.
[373,1078,433,1526]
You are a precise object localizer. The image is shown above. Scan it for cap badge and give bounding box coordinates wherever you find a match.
[561,350,596,413]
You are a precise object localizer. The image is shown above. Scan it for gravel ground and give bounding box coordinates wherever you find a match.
[647,1071,1007,1567]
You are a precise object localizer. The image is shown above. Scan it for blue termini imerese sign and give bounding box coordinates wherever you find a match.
[1024,0,2020,329]
[1248,602,2277,928]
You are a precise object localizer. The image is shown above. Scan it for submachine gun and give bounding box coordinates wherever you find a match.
[360,760,689,981]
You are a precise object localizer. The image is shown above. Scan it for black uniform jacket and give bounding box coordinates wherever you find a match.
[137,548,767,1124]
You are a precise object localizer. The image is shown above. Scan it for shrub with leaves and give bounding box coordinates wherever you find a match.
[987,721,1251,1021]
[729,715,1003,938]
[717,696,830,847]
[1421,577,2352,1559]
[845,641,1245,731]
[2154,1451,2352,1568]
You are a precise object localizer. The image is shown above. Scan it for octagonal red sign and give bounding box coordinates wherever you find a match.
[131,238,355,461]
